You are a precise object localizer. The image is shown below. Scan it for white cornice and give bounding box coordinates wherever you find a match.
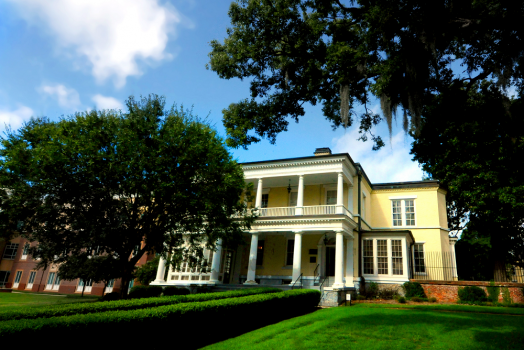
[242,157,346,171]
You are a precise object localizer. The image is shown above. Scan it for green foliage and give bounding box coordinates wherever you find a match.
[356,295,366,301]
[0,95,255,297]
[128,285,163,299]
[402,282,426,298]
[364,281,379,299]
[412,84,524,271]
[208,0,522,151]
[486,281,500,303]
[0,287,281,322]
[501,287,512,304]
[378,287,399,300]
[429,297,437,303]
[0,289,320,341]
[458,286,488,303]
[162,286,190,296]
[397,297,406,304]
[411,296,423,303]
[100,292,120,302]
[134,256,159,286]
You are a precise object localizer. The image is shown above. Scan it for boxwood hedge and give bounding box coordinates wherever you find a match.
[0,287,281,322]
[0,289,320,343]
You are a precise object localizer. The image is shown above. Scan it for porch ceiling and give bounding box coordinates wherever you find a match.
[245,172,340,187]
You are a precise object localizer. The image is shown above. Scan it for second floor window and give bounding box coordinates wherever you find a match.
[326,190,337,205]
[2,243,19,260]
[261,194,268,208]
[391,199,416,226]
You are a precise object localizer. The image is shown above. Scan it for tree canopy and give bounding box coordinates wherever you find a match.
[411,82,524,274]
[208,0,522,149]
[0,95,254,296]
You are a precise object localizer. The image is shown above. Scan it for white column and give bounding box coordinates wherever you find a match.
[245,233,259,284]
[209,239,223,283]
[154,257,167,283]
[292,232,303,284]
[337,173,344,214]
[333,231,345,288]
[255,178,263,208]
[296,175,304,215]
[317,243,323,278]
[450,238,458,281]
[347,185,354,215]
[345,236,354,287]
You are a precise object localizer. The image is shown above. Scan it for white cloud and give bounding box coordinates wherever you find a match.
[8,0,183,88]
[332,128,424,183]
[0,105,34,132]
[40,84,81,109]
[92,94,124,110]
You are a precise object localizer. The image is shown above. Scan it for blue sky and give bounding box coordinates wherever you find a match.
[0,0,423,183]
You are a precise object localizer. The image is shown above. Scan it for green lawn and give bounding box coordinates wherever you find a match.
[204,303,524,350]
[0,292,99,312]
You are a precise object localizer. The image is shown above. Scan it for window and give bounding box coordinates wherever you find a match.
[377,240,388,275]
[256,240,265,266]
[286,239,294,265]
[363,240,374,274]
[105,279,115,293]
[21,244,30,260]
[289,192,298,207]
[261,194,268,208]
[46,272,60,290]
[392,240,403,275]
[326,190,337,205]
[2,243,19,260]
[414,243,426,273]
[0,271,9,288]
[13,271,22,288]
[391,199,416,226]
[77,279,93,292]
[363,238,405,277]
[27,271,36,289]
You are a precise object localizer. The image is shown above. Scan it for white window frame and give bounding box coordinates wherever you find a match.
[77,279,93,293]
[288,188,298,207]
[26,271,36,290]
[390,196,417,227]
[13,271,22,289]
[285,239,294,266]
[323,184,337,206]
[413,242,427,275]
[21,243,29,260]
[362,237,408,281]
[105,279,115,294]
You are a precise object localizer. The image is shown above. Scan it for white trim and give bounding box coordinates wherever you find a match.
[389,195,418,199]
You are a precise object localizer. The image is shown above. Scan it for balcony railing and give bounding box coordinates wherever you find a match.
[251,205,352,218]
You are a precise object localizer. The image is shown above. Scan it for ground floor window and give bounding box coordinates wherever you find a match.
[26,271,36,289]
[0,271,10,288]
[13,271,22,288]
[414,243,426,273]
[286,239,294,266]
[362,238,405,277]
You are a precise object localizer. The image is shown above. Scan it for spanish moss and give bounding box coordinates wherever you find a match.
[340,84,350,127]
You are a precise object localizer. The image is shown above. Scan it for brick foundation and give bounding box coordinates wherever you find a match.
[412,280,524,303]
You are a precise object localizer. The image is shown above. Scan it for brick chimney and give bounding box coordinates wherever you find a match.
[314,147,332,156]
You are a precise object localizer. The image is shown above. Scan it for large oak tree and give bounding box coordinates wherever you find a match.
[0,95,254,296]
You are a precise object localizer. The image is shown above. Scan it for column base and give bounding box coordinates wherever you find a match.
[151,279,166,284]
[243,280,258,285]
[332,283,345,289]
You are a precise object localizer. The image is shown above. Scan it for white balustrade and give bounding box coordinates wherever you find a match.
[238,205,351,217]
[259,207,296,217]
[302,205,337,215]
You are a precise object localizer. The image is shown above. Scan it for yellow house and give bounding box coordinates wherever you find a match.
[152,148,457,294]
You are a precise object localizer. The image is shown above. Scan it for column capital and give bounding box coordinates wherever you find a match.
[293,231,304,235]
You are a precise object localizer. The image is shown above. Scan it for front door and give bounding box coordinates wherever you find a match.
[222,250,235,284]
[326,247,336,276]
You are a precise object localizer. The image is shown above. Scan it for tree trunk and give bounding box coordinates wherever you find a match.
[38,264,47,292]
[119,276,129,299]
[82,282,85,297]
[491,230,507,282]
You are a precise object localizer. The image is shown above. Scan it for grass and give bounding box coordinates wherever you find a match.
[0,291,99,312]
[204,303,524,350]
[354,302,524,315]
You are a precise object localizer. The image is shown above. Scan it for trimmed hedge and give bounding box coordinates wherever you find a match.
[0,287,281,322]
[0,289,320,342]
[403,282,426,298]
[162,286,190,296]
[458,286,488,303]
[128,285,163,299]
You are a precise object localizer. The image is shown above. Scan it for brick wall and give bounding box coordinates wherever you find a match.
[412,280,524,303]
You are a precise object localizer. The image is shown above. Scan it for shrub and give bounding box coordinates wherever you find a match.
[429,297,437,303]
[128,285,163,299]
[402,282,426,298]
[398,297,406,304]
[486,281,500,303]
[100,292,120,302]
[378,287,399,300]
[367,282,379,298]
[134,256,159,286]
[356,295,366,301]
[458,286,487,303]
[411,296,423,302]
[0,289,320,343]
[0,287,282,322]
[163,287,190,296]
[502,287,512,304]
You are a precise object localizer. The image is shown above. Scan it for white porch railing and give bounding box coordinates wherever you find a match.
[259,207,296,217]
[302,205,337,215]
